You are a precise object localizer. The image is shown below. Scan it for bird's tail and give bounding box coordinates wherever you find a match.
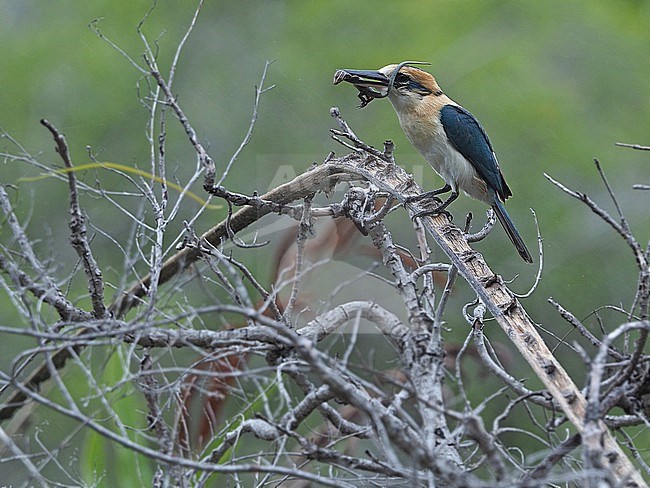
[491,199,533,263]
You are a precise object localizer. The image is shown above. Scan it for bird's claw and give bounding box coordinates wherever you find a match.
[411,207,453,222]
[406,194,451,221]
[405,194,443,205]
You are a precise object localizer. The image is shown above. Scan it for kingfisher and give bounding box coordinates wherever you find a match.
[333,62,533,263]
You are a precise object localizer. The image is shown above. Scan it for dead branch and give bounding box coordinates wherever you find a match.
[4,147,646,485]
[616,142,650,151]
[40,119,107,319]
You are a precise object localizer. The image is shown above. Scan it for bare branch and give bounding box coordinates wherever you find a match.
[0,186,92,323]
[616,142,650,151]
[544,171,646,269]
[283,195,313,324]
[522,433,582,482]
[297,300,407,343]
[40,119,107,319]
[145,56,217,188]
[110,163,356,317]
[548,298,625,361]
[5,11,650,483]
[330,107,392,162]
[217,60,275,187]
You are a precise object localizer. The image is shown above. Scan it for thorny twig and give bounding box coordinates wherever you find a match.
[138,352,181,486]
[470,311,554,409]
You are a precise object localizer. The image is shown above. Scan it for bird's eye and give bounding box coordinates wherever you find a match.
[394,73,410,85]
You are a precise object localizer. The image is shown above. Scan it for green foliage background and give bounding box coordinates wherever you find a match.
[1,0,649,485]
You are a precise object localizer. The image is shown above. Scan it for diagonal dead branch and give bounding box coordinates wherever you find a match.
[144,55,217,188]
[544,172,646,270]
[340,154,646,486]
[522,432,582,482]
[40,119,107,319]
[548,298,625,361]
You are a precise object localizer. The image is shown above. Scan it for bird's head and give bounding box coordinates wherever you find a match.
[333,61,442,109]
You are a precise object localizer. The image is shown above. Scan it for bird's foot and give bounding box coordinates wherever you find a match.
[407,194,451,221]
[405,194,443,205]
[411,206,453,222]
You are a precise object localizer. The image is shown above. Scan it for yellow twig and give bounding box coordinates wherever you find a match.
[18,162,222,209]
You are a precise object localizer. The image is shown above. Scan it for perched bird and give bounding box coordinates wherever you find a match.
[333,62,533,263]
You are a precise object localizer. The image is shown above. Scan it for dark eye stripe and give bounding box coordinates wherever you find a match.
[395,72,432,95]
[395,73,409,84]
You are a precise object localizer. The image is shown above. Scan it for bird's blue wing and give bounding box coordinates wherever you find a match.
[440,104,511,201]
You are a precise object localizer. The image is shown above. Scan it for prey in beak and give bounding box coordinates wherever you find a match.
[333,61,431,108]
[333,69,390,108]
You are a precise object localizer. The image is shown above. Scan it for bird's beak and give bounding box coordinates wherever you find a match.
[333,69,389,89]
[333,69,390,108]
